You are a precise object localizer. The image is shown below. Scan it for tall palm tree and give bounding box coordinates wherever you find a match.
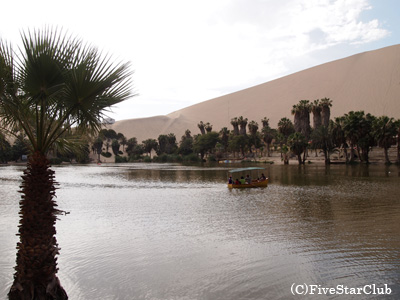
[291,104,301,133]
[204,122,213,133]
[238,116,248,135]
[291,100,311,138]
[261,117,269,129]
[320,97,332,127]
[0,28,132,299]
[230,117,239,135]
[311,99,322,129]
[197,121,206,135]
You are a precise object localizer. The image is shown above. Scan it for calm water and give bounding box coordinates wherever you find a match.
[0,163,399,299]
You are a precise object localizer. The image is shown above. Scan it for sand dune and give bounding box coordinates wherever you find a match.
[110,44,400,142]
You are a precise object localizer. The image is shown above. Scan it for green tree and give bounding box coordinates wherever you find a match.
[178,130,193,156]
[331,116,348,163]
[193,131,220,160]
[228,134,248,157]
[111,139,121,156]
[310,125,336,164]
[343,111,363,162]
[248,120,260,154]
[142,138,158,158]
[0,133,12,163]
[343,111,375,163]
[0,28,132,299]
[373,116,397,164]
[261,118,275,157]
[126,137,138,156]
[219,127,230,152]
[288,132,308,165]
[11,137,29,162]
[92,137,104,162]
[118,133,127,152]
[277,117,295,142]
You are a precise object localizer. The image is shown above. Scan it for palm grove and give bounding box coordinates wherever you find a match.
[88,98,400,166]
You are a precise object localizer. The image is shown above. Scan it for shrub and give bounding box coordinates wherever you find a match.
[49,157,63,165]
[115,155,128,163]
[143,156,152,163]
[101,151,112,158]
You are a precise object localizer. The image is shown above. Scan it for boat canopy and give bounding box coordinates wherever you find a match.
[228,167,265,173]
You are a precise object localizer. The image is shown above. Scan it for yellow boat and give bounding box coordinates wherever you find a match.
[227,167,268,189]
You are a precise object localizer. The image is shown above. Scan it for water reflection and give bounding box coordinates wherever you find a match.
[1,163,399,299]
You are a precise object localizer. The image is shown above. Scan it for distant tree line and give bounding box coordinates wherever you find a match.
[2,98,399,165]
[86,97,400,165]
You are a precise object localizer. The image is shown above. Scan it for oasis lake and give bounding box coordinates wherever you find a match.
[1,163,399,299]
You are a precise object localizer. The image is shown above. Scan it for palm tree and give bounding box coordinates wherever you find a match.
[320,97,332,128]
[238,116,248,135]
[288,132,308,165]
[230,117,239,135]
[373,116,397,164]
[204,122,213,133]
[261,126,275,157]
[142,138,158,158]
[248,120,259,154]
[331,116,348,163]
[310,125,336,164]
[311,99,322,129]
[291,100,311,138]
[277,117,295,143]
[118,133,127,153]
[93,137,104,162]
[291,104,301,133]
[343,111,362,162]
[197,121,206,135]
[0,28,132,299]
[261,117,269,129]
[219,127,230,152]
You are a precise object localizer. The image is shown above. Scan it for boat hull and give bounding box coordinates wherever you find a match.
[228,178,268,188]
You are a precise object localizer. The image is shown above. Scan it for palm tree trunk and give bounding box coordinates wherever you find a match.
[384,147,390,164]
[8,152,68,300]
[349,143,355,162]
[297,154,302,165]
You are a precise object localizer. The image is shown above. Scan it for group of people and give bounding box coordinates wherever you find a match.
[228,173,266,185]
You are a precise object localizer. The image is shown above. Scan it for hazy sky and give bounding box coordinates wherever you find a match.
[1,0,399,121]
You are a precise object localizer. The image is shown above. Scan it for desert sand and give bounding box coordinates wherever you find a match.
[110,44,400,143]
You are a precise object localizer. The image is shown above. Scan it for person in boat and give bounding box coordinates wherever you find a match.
[239,176,246,184]
[228,176,233,184]
[245,174,251,184]
[235,178,240,184]
[259,173,266,181]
